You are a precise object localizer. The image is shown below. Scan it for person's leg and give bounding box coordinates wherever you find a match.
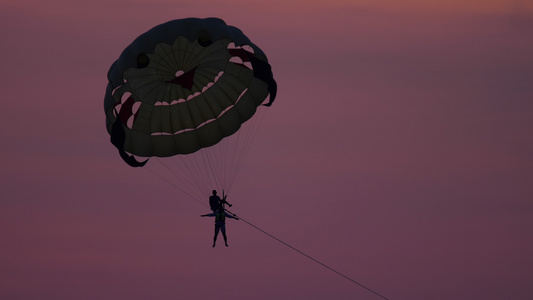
[221,224,228,247]
[213,225,220,247]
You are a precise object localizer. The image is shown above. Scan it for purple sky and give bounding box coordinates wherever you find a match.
[2,1,533,299]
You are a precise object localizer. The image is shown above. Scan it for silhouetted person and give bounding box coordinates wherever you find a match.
[201,208,239,247]
[209,190,231,212]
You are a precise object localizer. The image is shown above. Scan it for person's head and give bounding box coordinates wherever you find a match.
[212,190,217,195]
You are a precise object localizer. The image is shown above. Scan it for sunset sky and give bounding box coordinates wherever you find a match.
[1,1,533,299]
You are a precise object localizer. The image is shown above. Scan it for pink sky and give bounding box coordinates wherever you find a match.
[1,1,533,299]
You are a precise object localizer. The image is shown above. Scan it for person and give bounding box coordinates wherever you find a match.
[209,190,232,212]
[201,208,239,247]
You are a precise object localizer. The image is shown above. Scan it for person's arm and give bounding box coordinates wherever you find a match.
[224,212,239,220]
[201,212,215,217]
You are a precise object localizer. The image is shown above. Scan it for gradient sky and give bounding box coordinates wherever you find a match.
[1,1,533,299]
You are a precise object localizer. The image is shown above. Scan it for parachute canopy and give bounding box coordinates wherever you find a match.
[104,18,277,167]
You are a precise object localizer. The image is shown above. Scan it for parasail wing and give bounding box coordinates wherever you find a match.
[104,18,277,165]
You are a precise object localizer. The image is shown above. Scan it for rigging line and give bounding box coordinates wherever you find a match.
[145,163,206,207]
[195,150,217,192]
[157,157,204,197]
[190,149,210,190]
[227,108,266,192]
[221,107,265,193]
[226,209,391,300]
[199,144,222,191]
[183,148,217,193]
[223,126,242,193]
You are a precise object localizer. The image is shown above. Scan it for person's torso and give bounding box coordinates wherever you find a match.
[215,212,226,223]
